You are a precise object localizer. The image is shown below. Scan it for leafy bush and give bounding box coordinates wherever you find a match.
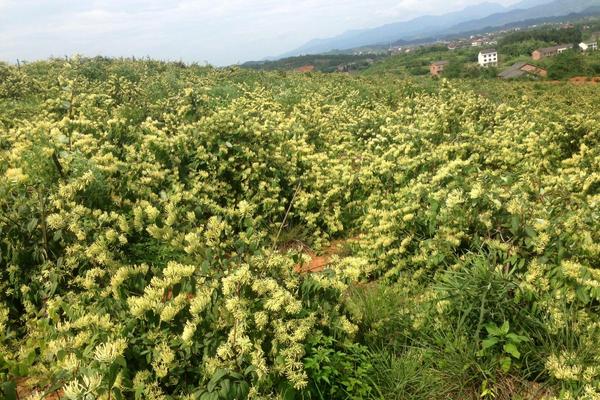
[1,58,599,399]
[303,333,375,400]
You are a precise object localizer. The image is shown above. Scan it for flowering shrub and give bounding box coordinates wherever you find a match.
[1,58,599,399]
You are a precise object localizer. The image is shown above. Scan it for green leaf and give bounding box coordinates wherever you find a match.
[500,356,512,373]
[524,227,537,238]
[207,369,228,392]
[510,215,520,234]
[113,388,124,400]
[27,218,38,233]
[576,287,590,304]
[107,363,121,388]
[481,337,499,350]
[134,384,144,400]
[200,393,219,400]
[480,379,494,398]
[506,333,528,343]
[503,343,520,359]
[500,321,510,335]
[1,381,17,400]
[237,381,250,398]
[485,323,501,336]
[218,379,231,398]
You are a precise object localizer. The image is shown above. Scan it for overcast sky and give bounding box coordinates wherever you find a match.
[0,0,522,66]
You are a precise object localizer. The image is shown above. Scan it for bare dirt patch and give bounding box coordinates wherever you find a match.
[293,238,357,273]
[16,378,64,400]
[296,65,315,73]
[569,76,600,85]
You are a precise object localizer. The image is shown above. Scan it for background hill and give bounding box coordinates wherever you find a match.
[279,0,598,58]
[444,0,600,34]
[281,2,508,57]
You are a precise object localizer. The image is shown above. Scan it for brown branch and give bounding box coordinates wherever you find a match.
[39,190,49,257]
[272,180,302,250]
[51,151,65,179]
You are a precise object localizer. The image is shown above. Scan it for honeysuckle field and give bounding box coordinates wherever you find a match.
[0,58,599,400]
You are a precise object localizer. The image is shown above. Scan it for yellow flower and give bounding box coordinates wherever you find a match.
[5,167,28,184]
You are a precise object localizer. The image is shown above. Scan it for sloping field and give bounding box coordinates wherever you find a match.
[1,59,599,399]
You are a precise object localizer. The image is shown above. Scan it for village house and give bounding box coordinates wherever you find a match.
[499,62,547,79]
[579,42,598,52]
[430,60,449,76]
[478,49,498,67]
[531,44,572,60]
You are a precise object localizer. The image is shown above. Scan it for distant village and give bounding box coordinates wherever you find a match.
[410,22,600,79]
[429,37,599,79]
[248,18,600,78]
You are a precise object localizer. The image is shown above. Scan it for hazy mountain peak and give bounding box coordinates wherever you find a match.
[278,0,579,58]
[444,0,600,35]
[508,0,557,9]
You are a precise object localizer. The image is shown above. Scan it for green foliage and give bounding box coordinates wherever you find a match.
[369,349,448,400]
[478,321,529,373]
[303,333,375,400]
[360,22,600,80]
[499,27,582,49]
[242,54,384,73]
[547,50,588,79]
[0,57,599,399]
[498,39,550,58]
[0,62,39,99]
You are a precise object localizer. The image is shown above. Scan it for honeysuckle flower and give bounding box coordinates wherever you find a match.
[2,60,599,400]
[94,338,127,363]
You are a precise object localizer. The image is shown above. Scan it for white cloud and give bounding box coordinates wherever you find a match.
[0,0,519,65]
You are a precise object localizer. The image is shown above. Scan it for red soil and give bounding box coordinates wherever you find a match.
[294,239,356,273]
[568,76,600,85]
[17,378,64,399]
[296,65,315,73]
[295,252,329,273]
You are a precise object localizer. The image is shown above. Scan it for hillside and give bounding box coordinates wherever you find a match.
[1,58,600,400]
[242,18,600,82]
[280,0,564,57]
[281,2,508,57]
[444,0,600,34]
[278,0,600,58]
[242,53,383,73]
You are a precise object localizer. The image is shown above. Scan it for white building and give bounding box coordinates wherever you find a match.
[579,42,598,52]
[478,49,498,67]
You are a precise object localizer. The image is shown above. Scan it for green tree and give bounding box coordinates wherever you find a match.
[548,51,587,79]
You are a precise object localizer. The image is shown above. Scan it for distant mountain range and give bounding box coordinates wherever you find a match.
[443,0,600,34]
[278,0,600,58]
